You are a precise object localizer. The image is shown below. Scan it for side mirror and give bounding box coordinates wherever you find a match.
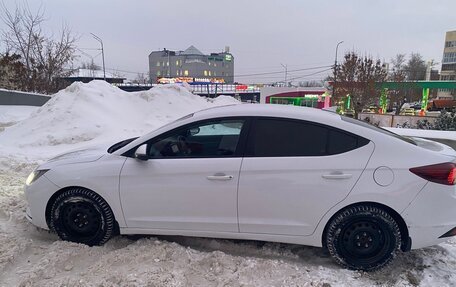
[134,144,148,161]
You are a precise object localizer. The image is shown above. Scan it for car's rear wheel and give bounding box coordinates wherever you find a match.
[49,188,114,246]
[325,205,401,271]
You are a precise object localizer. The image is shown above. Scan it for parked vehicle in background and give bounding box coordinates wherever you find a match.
[340,108,355,118]
[427,99,456,111]
[400,108,416,116]
[25,104,456,271]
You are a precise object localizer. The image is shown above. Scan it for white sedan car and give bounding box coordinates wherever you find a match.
[25,104,456,271]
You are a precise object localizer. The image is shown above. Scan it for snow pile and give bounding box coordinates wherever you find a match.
[0,105,38,129]
[0,81,239,162]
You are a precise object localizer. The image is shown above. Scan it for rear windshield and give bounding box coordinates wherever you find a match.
[341,116,416,145]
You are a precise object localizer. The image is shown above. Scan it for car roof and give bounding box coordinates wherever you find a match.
[193,103,342,122]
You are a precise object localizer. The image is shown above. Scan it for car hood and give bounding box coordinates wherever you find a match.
[39,146,107,169]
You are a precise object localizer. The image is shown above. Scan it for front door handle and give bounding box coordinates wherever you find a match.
[207,173,233,181]
[322,173,352,180]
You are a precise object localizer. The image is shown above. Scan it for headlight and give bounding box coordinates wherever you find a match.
[26,169,49,186]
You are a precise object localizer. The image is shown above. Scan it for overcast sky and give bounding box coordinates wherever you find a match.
[1,0,455,83]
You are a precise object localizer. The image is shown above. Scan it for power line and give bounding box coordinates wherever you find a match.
[104,67,148,75]
[78,47,102,51]
[234,65,333,78]
[273,68,333,83]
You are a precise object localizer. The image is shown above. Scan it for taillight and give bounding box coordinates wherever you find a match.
[410,162,456,186]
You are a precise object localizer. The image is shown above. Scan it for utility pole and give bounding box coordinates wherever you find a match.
[91,33,106,81]
[281,63,288,87]
[333,41,344,99]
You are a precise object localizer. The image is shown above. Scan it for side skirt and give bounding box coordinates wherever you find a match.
[119,227,322,247]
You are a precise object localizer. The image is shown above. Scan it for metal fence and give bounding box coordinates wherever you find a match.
[0,89,50,106]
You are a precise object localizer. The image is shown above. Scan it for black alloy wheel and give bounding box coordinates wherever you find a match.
[50,188,115,246]
[325,205,401,271]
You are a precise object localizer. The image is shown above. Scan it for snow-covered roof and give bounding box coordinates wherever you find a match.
[181,45,204,56]
[67,69,124,79]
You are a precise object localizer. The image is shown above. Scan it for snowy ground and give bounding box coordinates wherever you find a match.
[0,105,38,132]
[1,81,456,286]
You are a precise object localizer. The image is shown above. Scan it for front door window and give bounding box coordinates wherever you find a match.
[148,119,245,158]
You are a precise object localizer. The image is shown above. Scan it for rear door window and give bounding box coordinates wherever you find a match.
[246,118,369,157]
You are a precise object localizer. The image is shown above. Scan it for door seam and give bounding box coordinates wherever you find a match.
[236,157,244,233]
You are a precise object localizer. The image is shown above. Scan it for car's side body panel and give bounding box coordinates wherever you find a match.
[119,157,242,232]
[238,142,375,236]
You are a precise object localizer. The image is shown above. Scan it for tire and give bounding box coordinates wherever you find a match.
[325,205,401,271]
[49,188,115,246]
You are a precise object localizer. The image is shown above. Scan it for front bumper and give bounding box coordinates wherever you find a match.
[24,175,60,230]
[25,206,32,223]
[402,181,456,249]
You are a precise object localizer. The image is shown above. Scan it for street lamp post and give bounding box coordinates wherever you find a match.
[280,63,288,87]
[333,41,344,99]
[91,33,106,81]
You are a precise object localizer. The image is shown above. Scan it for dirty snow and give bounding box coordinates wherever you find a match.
[0,105,38,131]
[1,81,456,286]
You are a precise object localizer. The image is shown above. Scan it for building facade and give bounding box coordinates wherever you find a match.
[148,45,234,84]
[439,30,456,99]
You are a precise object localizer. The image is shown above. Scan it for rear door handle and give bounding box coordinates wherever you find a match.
[322,173,352,180]
[207,173,233,181]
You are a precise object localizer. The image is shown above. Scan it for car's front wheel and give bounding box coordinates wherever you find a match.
[325,205,401,271]
[49,188,115,246]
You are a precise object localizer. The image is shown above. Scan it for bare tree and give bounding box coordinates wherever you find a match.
[0,52,27,89]
[332,52,387,114]
[0,2,77,93]
[133,73,148,84]
[389,54,407,114]
[405,53,426,81]
[389,54,407,82]
[81,60,100,71]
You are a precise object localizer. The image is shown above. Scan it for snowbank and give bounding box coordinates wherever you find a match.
[384,127,456,141]
[0,81,239,163]
[0,105,38,128]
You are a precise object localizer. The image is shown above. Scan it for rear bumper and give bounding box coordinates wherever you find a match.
[402,182,456,249]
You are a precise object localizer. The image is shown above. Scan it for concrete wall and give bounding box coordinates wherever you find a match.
[358,113,438,128]
[385,127,456,149]
[0,89,50,106]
